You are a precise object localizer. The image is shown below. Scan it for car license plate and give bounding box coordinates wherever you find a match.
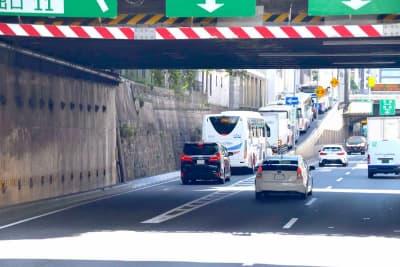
[274,174,285,180]
[197,160,205,165]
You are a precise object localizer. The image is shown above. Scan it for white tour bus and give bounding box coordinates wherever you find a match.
[202,111,268,172]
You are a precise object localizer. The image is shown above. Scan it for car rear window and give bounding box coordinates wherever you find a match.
[322,147,342,152]
[347,136,366,144]
[183,144,218,155]
[262,159,298,171]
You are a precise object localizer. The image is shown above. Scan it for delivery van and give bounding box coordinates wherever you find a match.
[367,139,400,178]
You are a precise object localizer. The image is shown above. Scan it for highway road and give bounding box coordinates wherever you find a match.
[1,153,400,266]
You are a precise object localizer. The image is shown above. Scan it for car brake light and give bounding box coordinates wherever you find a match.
[209,152,221,161]
[256,166,263,179]
[180,153,193,162]
[319,152,327,156]
[337,152,345,155]
[297,167,303,180]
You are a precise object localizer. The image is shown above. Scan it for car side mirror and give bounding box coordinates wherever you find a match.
[309,166,316,171]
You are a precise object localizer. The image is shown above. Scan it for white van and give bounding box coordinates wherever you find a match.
[367,139,400,178]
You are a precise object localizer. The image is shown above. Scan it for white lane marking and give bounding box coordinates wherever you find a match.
[0,178,180,230]
[345,171,351,175]
[283,218,298,229]
[305,197,317,206]
[326,186,333,189]
[336,177,344,182]
[142,177,254,224]
[317,169,332,172]
[394,230,400,233]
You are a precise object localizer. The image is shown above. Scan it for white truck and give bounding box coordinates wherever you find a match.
[367,117,400,178]
[259,105,295,153]
[366,116,400,141]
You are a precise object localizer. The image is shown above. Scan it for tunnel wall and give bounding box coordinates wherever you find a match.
[0,46,118,207]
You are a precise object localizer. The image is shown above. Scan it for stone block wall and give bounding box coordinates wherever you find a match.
[116,81,223,180]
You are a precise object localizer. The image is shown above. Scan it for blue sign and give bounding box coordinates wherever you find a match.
[285,96,299,105]
[311,93,317,99]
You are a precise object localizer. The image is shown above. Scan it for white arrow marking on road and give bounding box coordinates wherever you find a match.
[197,0,224,13]
[342,0,371,10]
[96,0,109,12]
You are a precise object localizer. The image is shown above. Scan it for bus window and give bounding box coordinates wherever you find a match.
[209,116,239,135]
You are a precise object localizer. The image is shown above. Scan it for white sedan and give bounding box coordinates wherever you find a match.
[318,144,348,167]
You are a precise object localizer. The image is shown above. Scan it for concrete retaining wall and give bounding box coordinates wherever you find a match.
[296,106,347,161]
[0,45,118,207]
[116,81,223,180]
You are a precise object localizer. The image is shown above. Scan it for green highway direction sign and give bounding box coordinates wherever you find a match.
[308,0,400,16]
[166,0,256,17]
[379,99,396,116]
[0,0,117,18]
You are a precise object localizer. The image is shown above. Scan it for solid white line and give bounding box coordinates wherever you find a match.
[336,177,344,182]
[305,197,317,206]
[283,218,298,229]
[0,178,180,230]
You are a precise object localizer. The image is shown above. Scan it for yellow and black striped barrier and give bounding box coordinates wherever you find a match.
[0,13,399,26]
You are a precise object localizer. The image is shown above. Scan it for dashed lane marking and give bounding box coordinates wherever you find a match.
[336,177,343,182]
[142,177,254,224]
[305,197,317,206]
[326,186,333,189]
[345,171,351,175]
[283,218,298,229]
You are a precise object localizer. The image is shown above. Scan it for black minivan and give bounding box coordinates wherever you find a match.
[180,142,232,184]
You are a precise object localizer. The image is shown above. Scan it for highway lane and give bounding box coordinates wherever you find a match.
[1,154,400,266]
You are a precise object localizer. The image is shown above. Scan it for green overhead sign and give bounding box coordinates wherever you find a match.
[166,0,256,17]
[379,99,396,116]
[0,0,117,18]
[308,0,400,16]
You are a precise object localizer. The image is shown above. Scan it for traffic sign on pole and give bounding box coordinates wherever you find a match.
[285,96,299,105]
[166,0,256,17]
[308,0,400,16]
[0,0,117,18]
[314,86,326,98]
[379,99,396,116]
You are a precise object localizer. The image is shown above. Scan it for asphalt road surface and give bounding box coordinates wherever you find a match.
[1,153,400,266]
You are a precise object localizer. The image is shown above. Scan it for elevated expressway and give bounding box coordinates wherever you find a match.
[0,0,399,69]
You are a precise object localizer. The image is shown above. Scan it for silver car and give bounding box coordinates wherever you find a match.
[255,155,315,200]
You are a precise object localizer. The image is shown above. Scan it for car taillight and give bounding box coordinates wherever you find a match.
[337,152,345,155]
[209,152,221,161]
[256,166,263,179]
[297,167,303,180]
[180,153,193,162]
[367,154,370,164]
[319,152,327,156]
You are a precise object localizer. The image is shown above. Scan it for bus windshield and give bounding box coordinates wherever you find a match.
[209,116,239,135]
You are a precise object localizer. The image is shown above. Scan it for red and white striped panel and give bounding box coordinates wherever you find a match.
[155,25,384,40]
[0,23,135,39]
[0,23,387,40]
